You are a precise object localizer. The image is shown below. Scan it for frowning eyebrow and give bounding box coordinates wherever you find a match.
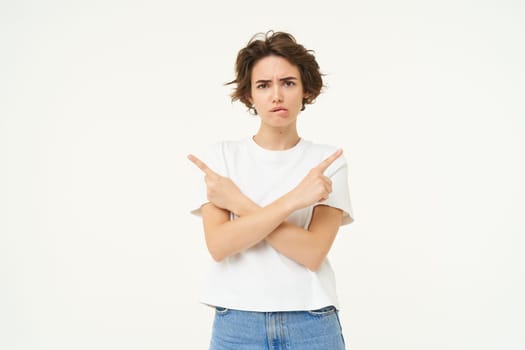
[255,76,298,84]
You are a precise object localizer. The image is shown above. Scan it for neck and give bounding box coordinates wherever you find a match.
[253,125,300,150]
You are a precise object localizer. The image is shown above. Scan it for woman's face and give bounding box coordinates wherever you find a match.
[249,55,306,130]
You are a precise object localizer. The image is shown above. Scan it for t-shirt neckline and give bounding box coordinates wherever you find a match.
[246,136,308,162]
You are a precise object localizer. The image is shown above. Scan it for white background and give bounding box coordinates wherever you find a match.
[1,0,524,349]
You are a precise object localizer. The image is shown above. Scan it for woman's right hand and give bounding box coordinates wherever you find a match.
[187,154,245,212]
[286,149,342,210]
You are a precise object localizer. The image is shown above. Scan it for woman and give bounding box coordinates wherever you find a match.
[188,31,354,350]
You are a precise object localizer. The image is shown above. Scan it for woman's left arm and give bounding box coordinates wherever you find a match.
[266,205,342,271]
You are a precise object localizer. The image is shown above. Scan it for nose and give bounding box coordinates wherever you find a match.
[272,85,283,103]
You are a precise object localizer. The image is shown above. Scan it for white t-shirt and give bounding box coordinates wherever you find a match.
[190,137,354,311]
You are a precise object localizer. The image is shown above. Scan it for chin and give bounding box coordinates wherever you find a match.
[269,123,297,131]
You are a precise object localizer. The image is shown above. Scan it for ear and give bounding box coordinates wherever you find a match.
[246,94,253,105]
[303,91,312,100]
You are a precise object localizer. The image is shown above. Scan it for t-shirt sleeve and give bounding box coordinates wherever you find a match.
[316,155,355,226]
[189,142,225,217]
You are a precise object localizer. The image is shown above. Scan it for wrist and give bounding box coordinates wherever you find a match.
[232,192,259,216]
[279,191,300,213]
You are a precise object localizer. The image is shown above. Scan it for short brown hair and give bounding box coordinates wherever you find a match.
[227,31,324,113]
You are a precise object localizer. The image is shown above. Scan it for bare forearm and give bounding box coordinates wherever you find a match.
[266,222,325,270]
[231,196,342,270]
[230,195,324,268]
[270,205,342,270]
[205,195,296,261]
[230,194,260,217]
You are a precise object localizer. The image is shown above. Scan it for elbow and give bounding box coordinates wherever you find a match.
[207,245,226,263]
[204,230,226,262]
[205,238,228,263]
[304,245,332,271]
[210,252,225,263]
[305,254,325,272]
[306,261,322,272]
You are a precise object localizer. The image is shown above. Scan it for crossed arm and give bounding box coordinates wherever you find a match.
[188,150,344,271]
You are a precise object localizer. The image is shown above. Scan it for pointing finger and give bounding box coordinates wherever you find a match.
[187,154,218,177]
[316,149,343,173]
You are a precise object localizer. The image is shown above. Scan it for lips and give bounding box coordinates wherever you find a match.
[270,107,287,112]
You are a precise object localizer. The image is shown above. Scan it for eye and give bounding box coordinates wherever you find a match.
[256,83,268,89]
[283,80,296,87]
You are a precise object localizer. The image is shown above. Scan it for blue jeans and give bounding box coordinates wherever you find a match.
[209,306,346,350]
